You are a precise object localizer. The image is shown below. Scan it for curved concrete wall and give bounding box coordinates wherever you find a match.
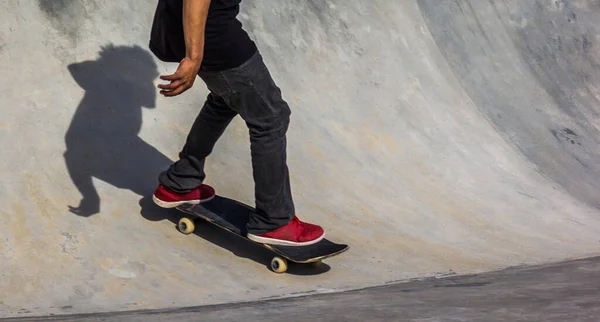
[1,0,599,317]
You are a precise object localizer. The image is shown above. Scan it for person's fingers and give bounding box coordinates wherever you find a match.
[161,85,187,96]
[160,81,192,96]
[159,71,181,81]
[158,79,183,90]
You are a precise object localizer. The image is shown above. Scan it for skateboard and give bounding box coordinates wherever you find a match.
[175,195,349,274]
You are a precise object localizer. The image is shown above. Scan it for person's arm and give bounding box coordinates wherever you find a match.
[158,0,211,97]
[182,0,210,62]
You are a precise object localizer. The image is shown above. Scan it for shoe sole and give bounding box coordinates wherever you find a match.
[247,232,325,247]
[152,194,215,208]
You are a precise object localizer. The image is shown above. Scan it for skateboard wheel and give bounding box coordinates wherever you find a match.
[270,257,288,274]
[310,260,322,267]
[178,217,195,235]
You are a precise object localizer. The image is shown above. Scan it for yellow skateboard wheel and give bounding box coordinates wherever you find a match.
[178,217,195,235]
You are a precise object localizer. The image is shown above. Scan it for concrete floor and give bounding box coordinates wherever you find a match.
[2,0,600,319]
[5,257,600,321]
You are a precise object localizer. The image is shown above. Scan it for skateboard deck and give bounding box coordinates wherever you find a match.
[175,195,349,273]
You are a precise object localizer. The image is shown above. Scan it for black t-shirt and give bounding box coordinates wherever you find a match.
[165,0,257,71]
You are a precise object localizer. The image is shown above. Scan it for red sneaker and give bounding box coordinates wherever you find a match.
[247,216,325,246]
[152,184,215,208]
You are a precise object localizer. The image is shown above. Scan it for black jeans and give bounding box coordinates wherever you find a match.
[159,51,295,234]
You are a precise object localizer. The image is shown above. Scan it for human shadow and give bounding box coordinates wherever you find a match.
[64,44,173,217]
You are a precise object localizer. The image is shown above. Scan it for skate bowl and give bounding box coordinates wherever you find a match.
[2,0,600,319]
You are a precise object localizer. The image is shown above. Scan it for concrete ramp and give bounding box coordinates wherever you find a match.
[2,0,600,318]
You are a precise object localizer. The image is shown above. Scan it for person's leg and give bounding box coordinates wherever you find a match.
[153,92,236,207]
[221,52,324,246]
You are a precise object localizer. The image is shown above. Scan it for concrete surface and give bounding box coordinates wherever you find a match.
[4,256,600,321]
[2,0,600,318]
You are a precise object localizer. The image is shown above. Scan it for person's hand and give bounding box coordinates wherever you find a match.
[158,57,202,97]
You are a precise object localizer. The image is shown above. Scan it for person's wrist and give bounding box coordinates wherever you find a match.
[186,54,202,64]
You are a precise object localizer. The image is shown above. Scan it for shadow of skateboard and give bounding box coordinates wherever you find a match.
[175,195,349,274]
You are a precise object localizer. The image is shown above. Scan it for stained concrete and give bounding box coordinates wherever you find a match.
[1,0,600,319]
